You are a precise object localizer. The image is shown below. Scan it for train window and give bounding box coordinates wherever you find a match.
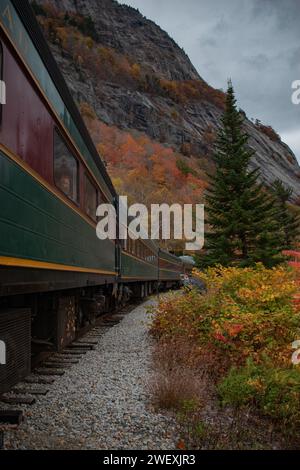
[54,130,79,203]
[84,174,97,221]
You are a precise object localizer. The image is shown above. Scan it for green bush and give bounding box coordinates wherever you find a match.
[218,359,300,428]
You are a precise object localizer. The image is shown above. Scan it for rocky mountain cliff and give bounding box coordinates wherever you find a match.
[34,0,300,200]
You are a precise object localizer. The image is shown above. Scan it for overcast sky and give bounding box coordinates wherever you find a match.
[122,0,300,159]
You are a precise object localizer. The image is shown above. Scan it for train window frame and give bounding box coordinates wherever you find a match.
[84,172,98,222]
[53,128,80,205]
[98,187,108,206]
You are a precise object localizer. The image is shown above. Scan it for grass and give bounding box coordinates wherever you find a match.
[149,340,208,412]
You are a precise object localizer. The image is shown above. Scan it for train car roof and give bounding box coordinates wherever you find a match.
[160,248,183,265]
[10,0,117,199]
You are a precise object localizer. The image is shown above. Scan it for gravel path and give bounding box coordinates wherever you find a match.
[2,299,178,450]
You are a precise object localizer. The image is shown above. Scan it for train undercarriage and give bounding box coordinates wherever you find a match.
[0,279,180,394]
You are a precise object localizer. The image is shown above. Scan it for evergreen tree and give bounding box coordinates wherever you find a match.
[203,81,283,267]
[271,179,300,249]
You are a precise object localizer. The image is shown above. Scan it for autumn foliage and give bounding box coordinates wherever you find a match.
[81,104,207,203]
[152,265,299,368]
[151,264,300,430]
[255,122,281,143]
[79,103,207,250]
[160,79,225,108]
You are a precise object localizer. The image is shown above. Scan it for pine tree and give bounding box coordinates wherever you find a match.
[203,81,283,268]
[271,179,300,249]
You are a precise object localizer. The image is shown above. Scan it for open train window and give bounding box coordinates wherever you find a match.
[84,173,97,221]
[54,129,79,204]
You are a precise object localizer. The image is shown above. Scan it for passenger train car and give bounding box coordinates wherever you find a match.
[0,0,189,392]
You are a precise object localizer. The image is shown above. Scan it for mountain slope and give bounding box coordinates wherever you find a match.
[34,0,300,201]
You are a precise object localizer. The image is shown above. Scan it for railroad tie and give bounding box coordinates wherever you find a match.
[0,410,23,425]
[68,343,95,350]
[0,396,36,405]
[48,357,79,364]
[77,340,98,345]
[42,362,73,369]
[25,376,55,385]
[34,369,65,376]
[63,349,88,354]
[11,387,49,396]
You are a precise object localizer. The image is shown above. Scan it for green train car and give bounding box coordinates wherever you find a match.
[0,0,186,392]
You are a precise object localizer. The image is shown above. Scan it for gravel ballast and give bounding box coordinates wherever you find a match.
[2,299,178,450]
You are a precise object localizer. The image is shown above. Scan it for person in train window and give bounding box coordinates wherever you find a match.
[84,175,97,220]
[54,130,78,203]
[59,173,72,199]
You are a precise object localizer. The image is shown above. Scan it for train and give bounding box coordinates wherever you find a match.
[0,0,193,392]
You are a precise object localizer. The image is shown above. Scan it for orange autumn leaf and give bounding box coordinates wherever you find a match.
[176,440,186,450]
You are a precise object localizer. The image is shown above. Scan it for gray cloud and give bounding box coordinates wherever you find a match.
[121,0,300,159]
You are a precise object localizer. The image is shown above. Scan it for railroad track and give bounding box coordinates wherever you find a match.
[0,300,141,427]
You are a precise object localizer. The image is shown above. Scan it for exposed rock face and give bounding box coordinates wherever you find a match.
[37,0,199,81]
[36,0,300,199]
